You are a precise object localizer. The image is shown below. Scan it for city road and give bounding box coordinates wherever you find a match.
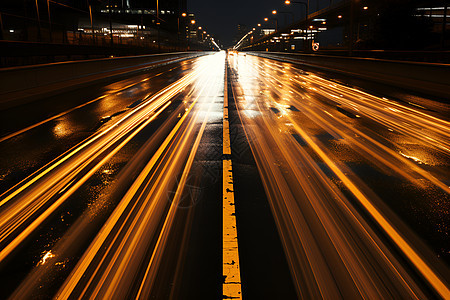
[0,51,449,299]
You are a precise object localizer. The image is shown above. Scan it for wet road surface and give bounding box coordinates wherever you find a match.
[0,51,449,299]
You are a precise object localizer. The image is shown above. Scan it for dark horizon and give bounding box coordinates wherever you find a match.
[188,0,285,47]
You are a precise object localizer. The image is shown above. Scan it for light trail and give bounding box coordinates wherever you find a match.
[2,51,448,299]
[51,52,226,299]
[0,55,215,265]
[228,53,449,298]
[0,57,192,144]
[253,58,450,192]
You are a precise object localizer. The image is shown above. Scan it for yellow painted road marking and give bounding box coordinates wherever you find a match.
[223,159,241,299]
[223,59,242,299]
[223,120,231,155]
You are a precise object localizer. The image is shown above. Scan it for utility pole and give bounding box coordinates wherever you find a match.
[306,0,310,52]
[47,0,52,42]
[89,3,95,44]
[349,0,354,56]
[108,0,113,46]
[35,0,42,41]
[442,1,448,50]
[0,13,4,40]
[177,17,181,50]
[157,0,160,52]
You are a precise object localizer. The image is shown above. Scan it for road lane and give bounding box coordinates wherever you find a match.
[0,50,449,299]
[0,58,199,195]
[228,53,449,298]
[0,53,228,299]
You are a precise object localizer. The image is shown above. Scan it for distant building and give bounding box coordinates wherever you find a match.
[100,0,186,15]
[233,24,247,45]
[98,0,188,35]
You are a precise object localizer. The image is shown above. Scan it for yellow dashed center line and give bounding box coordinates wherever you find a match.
[223,60,242,299]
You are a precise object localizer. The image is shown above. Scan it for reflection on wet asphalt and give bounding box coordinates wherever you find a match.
[0,51,448,299]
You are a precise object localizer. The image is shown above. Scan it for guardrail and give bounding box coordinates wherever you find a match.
[247,52,450,99]
[0,52,208,110]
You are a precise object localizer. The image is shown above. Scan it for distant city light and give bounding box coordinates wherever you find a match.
[272,10,277,15]
[338,15,343,18]
[363,6,368,10]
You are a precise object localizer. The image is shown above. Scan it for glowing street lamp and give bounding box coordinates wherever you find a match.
[274,10,294,25]
[178,12,187,49]
[264,16,278,31]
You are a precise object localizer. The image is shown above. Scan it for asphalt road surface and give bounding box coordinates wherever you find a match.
[0,51,449,299]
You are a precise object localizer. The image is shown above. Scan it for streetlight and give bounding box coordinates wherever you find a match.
[88,2,95,44]
[264,17,278,31]
[108,0,113,46]
[273,9,294,25]
[187,19,195,50]
[285,0,310,51]
[284,0,309,23]
[178,12,187,50]
[156,0,160,52]
[35,0,42,41]
[46,0,52,42]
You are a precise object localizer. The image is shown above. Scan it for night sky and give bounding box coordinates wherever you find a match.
[188,0,282,47]
[188,0,335,47]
